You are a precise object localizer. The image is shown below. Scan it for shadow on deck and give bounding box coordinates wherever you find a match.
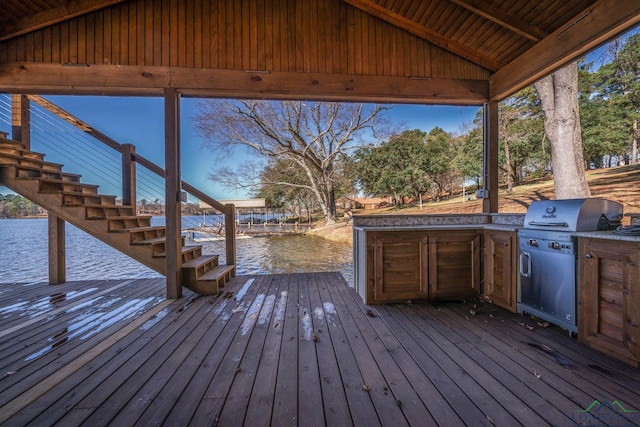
[1,273,639,426]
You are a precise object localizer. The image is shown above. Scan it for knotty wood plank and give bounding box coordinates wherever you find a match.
[324,272,408,425]
[189,274,277,424]
[297,272,324,427]
[423,304,571,425]
[130,276,255,425]
[376,306,482,425]
[68,293,222,425]
[9,292,196,426]
[243,274,290,426]
[378,304,505,426]
[271,272,300,426]
[333,274,463,426]
[215,274,281,426]
[305,272,352,425]
[0,282,165,401]
[437,303,618,425]
[0,284,171,425]
[483,302,640,399]
[0,280,153,365]
[162,275,272,425]
[315,273,380,426]
[409,303,547,426]
[332,273,440,426]
[452,301,640,407]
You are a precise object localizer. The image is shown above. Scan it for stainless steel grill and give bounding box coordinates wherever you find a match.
[518,198,623,334]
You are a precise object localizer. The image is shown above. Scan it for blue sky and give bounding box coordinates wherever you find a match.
[6,96,479,201]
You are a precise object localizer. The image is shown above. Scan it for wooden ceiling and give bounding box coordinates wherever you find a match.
[0,0,638,103]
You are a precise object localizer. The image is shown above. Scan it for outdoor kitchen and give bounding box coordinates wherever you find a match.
[352,200,640,367]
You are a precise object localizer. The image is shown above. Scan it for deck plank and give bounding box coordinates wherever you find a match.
[315,273,381,427]
[271,273,300,426]
[306,271,353,425]
[332,272,438,426]
[216,274,281,426]
[243,274,290,426]
[1,273,640,426]
[325,272,410,426]
[297,272,325,427]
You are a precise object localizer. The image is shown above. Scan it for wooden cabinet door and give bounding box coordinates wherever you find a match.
[371,231,429,303]
[428,231,481,300]
[483,230,517,312]
[578,238,640,367]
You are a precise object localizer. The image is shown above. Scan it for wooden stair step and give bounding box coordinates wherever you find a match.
[154,245,202,260]
[187,264,236,295]
[61,192,117,206]
[197,264,236,282]
[121,226,166,243]
[181,254,219,270]
[80,204,136,219]
[37,178,99,194]
[0,139,26,150]
[108,215,152,231]
[0,146,46,161]
[15,165,80,182]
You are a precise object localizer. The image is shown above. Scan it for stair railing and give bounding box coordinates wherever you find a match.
[26,95,236,267]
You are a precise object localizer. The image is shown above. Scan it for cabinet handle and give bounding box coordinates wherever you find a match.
[585,254,593,259]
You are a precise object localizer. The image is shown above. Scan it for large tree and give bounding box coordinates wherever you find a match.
[353,129,431,204]
[592,34,640,165]
[194,100,389,223]
[534,61,591,199]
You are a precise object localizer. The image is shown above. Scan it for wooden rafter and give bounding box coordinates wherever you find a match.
[0,63,490,104]
[448,0,548,42]
[491,0,640,101]
[341,0,503,72]
[0,0,127,42]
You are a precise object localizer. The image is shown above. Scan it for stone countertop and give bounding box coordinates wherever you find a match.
[352,213,523,230]
[352,213,489,227]
[573,230,640,243]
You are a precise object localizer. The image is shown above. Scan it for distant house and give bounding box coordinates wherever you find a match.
[338,197,391,210]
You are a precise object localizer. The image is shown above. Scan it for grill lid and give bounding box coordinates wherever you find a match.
[523,198,623,232]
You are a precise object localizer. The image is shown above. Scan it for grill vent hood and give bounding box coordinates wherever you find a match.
[523,198,623,232]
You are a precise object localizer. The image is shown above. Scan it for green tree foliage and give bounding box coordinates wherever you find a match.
[0,194,44,218]
[424,127,461,201]
[352,129,431,203]
[584,34,640,165]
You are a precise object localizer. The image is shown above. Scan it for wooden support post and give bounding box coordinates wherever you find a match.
[482,101,499,213]
[48,214,65,284]
[11,94,30,149]
[224,203,236,268]
[121,143,136,207]
[164,88,182,299]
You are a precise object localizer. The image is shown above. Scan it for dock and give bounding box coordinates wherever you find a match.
[1,273,639,426]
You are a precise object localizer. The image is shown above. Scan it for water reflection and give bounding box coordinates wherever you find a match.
[0,218,353,283]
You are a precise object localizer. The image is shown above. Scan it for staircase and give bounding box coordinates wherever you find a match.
[0,136,235,294]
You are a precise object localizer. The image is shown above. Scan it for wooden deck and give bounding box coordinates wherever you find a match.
[1,273,639,426]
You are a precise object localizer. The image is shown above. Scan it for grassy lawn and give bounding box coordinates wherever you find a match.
[355,164,640,217]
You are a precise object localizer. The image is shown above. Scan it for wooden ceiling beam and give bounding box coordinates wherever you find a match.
[0,63,489,105]
[342,0,503,72]
[0,0,127,42]
[448,0,547,42]
[490,0,640,101]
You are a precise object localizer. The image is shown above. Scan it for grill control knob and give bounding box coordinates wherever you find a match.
[549,241,561,250]
[528,239,538,247]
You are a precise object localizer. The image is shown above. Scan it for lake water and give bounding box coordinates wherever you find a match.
[0,217,353,284]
